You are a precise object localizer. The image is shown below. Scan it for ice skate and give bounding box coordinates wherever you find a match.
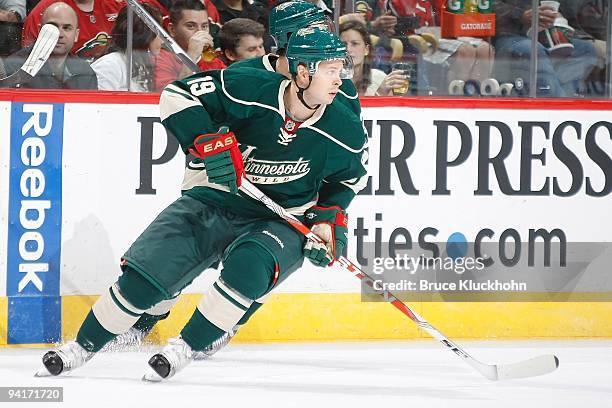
[143,337,194,381]
[101,327,147,352]
[35,341,94,377]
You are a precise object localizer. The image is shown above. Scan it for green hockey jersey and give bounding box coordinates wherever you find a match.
[160,67,368,218]
[230,53,362,118]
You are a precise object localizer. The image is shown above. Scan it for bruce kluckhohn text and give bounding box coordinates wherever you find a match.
[372,279,528,292]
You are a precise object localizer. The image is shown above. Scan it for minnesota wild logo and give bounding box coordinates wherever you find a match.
[241,146,311,184]
[76,32,111,59]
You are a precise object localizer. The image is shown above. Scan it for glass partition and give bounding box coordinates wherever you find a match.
[335,0,610,97]
[0,0,608,98]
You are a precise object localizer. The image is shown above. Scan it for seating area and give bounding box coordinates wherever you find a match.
[0,0,609,98]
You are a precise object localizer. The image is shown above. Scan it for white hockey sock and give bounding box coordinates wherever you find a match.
[145,296,180,316]
[198,278,253,332]
[92,284,144,335]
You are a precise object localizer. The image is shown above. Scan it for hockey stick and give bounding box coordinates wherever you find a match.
[239,177,559,381]
[0,24,60,88]
[124,0,200,73]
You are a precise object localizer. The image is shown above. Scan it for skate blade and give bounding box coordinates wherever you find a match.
[192,352,210,361]
[142,367,164,382]
[34,365,71,378]
[34,365,52,377]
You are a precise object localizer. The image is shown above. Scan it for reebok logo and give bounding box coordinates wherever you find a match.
[7,102,64,343]
[262,230,284,249]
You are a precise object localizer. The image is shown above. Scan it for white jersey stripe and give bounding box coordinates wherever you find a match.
[303,125,368,153]
[220,69,285,117]
[159,85,203,121]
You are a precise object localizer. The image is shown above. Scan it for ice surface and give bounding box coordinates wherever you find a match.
[1,340,610,408]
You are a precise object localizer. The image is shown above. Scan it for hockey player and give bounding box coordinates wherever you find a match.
[232,0,361,116]
[104,0,364,354]
[38,27,368,380]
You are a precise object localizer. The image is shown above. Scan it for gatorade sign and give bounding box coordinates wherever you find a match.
[441,10,496,38]
[6,103,63,344]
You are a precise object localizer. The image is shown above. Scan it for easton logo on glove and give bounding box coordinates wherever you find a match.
[189,131,238,158]
[188,127,244,194]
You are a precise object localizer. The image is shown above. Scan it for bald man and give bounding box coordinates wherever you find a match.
[1,1,97,89]
[22,0,124,60]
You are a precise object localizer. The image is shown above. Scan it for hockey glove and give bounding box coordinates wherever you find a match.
[188,126,244,194]
[303,206,348,267]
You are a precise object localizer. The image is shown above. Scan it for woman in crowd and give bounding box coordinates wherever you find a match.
[339,20,408,96]
[91,4,163,92]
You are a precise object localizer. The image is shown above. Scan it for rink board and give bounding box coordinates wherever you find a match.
[0,91,611,345]
[59,294,612,344]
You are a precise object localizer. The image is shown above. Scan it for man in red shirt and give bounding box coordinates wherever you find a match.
[4,2,98,89]
[151,0,222,28]
[153,0,225,91]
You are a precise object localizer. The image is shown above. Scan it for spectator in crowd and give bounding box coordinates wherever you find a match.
[323,0,399,36]
[91,4,163,91]
[153,0,226,91]
[340,20,407,95]
[145,0,223,25]
[559,0,608,93]
[23,0,124,60]
[0,0,25,22]
[218,17,265,66]
[210,0,268,28]
[492,0,598,96]
[2,2,97,88]
[341,0,398,36]
[438,39,495,91]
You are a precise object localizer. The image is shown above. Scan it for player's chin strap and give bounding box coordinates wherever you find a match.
[292,74,319,111]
